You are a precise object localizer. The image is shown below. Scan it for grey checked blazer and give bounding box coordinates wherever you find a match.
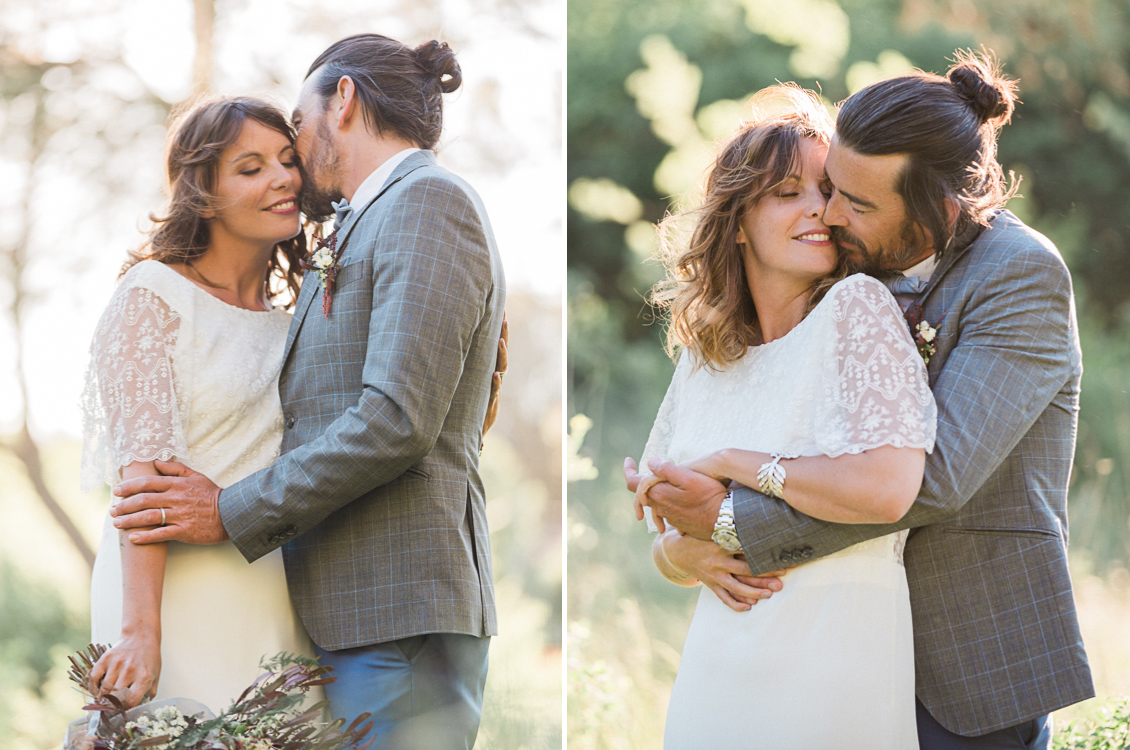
[733,210,1093,736]
[219,150,504,650]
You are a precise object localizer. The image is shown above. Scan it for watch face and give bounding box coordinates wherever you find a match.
[712,529,742,552]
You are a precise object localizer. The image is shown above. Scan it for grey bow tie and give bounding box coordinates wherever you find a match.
[332,199,353,231]
[884,274,930,296]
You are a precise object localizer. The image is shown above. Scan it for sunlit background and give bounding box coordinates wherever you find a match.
[568,0,1130,746]
[0,0,562,747]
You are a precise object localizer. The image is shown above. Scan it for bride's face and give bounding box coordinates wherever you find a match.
[737,137,836,284]
[206,120,303,249]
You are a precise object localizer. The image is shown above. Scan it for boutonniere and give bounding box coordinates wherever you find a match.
[300,231,344,317]
[904,302,944,364]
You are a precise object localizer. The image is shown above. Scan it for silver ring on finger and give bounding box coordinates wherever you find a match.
[160,507,167,527]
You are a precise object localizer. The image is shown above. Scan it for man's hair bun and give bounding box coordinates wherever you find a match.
[414,39,462,94]
[948,49,1017,126]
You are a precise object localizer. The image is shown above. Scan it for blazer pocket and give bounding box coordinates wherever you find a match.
[403,465,430,480]
[942,526,1061,540]
[330,258,372,293]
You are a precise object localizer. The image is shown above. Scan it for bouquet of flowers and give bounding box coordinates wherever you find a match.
[63,644,373,750]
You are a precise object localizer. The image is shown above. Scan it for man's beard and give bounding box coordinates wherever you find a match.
[300,119,344,223]
[832,221,930,276]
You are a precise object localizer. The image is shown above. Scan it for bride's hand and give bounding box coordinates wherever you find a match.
[633,471,669,533]
[663,531,783,612]
[87,631,161,709]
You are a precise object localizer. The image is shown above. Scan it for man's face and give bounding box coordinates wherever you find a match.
[292,75,343,223]
[823,136,932,274]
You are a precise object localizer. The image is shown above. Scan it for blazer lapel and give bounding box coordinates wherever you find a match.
[334,150,434,254]
[917,210,1007,307]
[279,150,435,366]
[282,271,318,365]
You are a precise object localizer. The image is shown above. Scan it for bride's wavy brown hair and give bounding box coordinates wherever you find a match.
[122,96,306,308]
[652,84,843,370]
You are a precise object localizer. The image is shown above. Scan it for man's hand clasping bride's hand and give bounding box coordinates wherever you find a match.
[624,456,730,538]
[110,460,229,545]
[623,456,787,611]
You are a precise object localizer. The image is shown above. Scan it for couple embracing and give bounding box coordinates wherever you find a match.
[627,50,1094,748]
[80,33,505,749]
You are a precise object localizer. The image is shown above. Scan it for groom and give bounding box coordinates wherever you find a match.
[111,34,505,748]
[630,52,1093,748]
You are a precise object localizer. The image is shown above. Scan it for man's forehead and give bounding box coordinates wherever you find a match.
[293,76,321,119]
[827,137,907,196]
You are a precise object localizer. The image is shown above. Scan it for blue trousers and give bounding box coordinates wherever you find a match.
[917,698,1051,750]
[315,633,490,750]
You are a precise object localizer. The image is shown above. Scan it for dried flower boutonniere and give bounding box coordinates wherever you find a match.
[300,231,344,317]
[904,302,944,365]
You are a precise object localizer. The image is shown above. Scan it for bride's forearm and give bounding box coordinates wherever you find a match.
[652,530,699,587]
[710,446,925,525]
[118,462,168,638]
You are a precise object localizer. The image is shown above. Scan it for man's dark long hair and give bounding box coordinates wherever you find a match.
[305,33,462,150]
[835,49,1020,256]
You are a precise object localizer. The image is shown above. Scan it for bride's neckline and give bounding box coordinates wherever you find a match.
[749,297,822,352]
[141,260,283,316]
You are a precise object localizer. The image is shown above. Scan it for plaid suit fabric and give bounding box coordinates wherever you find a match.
[732,211,1093,735]
[220,151,504,650]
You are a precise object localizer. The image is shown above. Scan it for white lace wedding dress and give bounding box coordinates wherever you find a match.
[643,274,936,749]
[81,260,317,713]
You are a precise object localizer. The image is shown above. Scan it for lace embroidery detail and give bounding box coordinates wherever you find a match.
[894,529,907,566]
[80,261,291,492]
[817,275,937,457]
[80,284,185,490]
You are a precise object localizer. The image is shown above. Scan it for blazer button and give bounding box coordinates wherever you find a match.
[779,550,793,563]
[801,547,814,559]
[284,415,296,429]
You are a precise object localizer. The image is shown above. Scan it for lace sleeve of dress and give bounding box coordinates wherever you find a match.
[638,352,688,532]
[79,284,187,491]
[814,275,938,458]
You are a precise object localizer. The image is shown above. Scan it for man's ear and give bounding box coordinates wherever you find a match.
[943,196,960,230]
[335,76,358,129]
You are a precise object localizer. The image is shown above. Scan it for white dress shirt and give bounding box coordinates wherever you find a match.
[347,147,421,213]
[902,253,938,282]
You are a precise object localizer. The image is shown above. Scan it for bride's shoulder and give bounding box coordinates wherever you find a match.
[827,272,892,297]
[114,260,193,310]
[821,273,900,315]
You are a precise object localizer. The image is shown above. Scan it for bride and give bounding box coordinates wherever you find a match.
[79,96,503,712]
[80,97,313,712]
[631,85,936,748]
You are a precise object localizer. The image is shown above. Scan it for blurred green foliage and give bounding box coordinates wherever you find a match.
[0,560,89,747]
[1053,698,1130,749]
[569,0,1130,744]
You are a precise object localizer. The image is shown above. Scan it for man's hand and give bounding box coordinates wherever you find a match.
[642,458,730,540]
[482,314,508,437]
[110,460,229,546]
[662,530,786,612]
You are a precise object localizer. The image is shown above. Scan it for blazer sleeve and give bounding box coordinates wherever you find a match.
[733,241,1080,576]
[219,173,495,562]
